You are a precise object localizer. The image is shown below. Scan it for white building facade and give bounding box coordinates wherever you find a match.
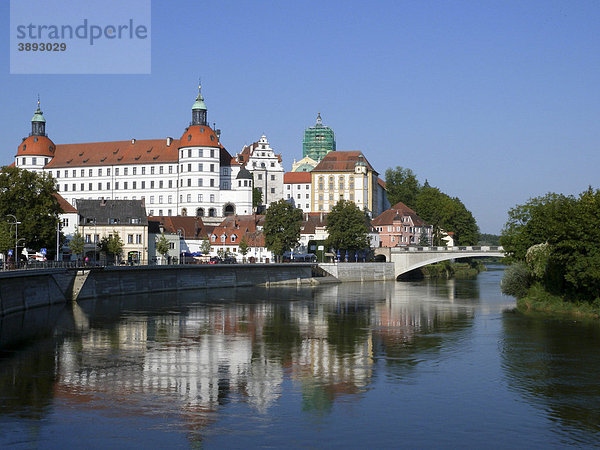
[14,87,253,220]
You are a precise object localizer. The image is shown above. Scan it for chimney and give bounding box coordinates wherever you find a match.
[131,138,136,144]
[166,137,173,146]
[216,129,221,139]
[320,212,324,222]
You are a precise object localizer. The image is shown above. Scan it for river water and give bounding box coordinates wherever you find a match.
[1,266,599,448]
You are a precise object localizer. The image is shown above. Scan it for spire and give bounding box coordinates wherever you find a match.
[31,96,46,136]
[191,82,207,126]
[316,112,322,127]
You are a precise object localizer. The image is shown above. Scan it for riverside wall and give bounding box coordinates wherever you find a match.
[0,264,314,316]
[317,262,395,281]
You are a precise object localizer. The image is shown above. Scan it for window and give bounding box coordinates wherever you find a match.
[107,168,111,176]
[210,194,215,202]
[72,184,76,191]
[187,194,191,203]
[168,195,172,204]
[64,170,68,178]
[188,149,192,157]
[349,176,355,189]
[88,183,92,190]
[151,166,155,175]
[133,167,137,175]
[107,182,111,190]
[158,195,163,203]
[297,194,301,199]
[223,181,229,190]
[270,188,274,193]
[287,185,291,190]
[115,168,119,176]
[141,167,145,175]
[124,182,128,189]
[257,174,263,180]
[132,181,137,189]
[56,171,60,178]
[306,194,309,199]
[136,234,142,244]
[81,183,84,191]
[32,157,37,165]
[149,210,154,215]
[270,162,275,167]
[187,179,191,187]
[306,185,310,190]
[150,196,154,204]
[169,166,173,174]
[271,175,275,181]
[198,178,203,187]
[187,163,191,172]
[198,163,203,172]
[150,181,154,189]
[329,176,334,190]
[128,234,134,244]
[159,180,163,189]
[124,168,128,176]
[210,164,215,172]
[318,177,324,190]
[198,194,203,202]
[85,234,91,243]
[210,149,215,158]
[210,179,214,187]
[73,170,76,177]
[109,218,120,224]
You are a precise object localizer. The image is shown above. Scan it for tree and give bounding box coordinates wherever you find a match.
[253,187,263,210]
[418,232,430,246]
[263,199,303,261]
[415,185,479,245]
[0,166,61,257]
[200,237,211,255]
[325,200,370,252]
[98,231,124,264]
[239,235,249,262]
[385,166,421,210]
[68,230,85,261]
[155,233,170,263]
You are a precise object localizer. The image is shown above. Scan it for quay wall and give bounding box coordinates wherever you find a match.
[317,262,395,281]
[0,264,314,316]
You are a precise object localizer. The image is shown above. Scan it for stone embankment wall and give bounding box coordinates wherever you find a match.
[317,263,395,281]
[0,264,314,316]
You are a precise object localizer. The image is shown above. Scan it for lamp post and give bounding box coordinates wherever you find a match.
[177,228,185,264]
[6,215,21,268]
[56,221,61,262]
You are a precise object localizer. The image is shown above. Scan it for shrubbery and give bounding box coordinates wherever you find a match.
[501,262,530,299]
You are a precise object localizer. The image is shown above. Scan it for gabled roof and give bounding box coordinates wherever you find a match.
[147,216,213,239]
[76,199,147,226]
[45,138,179,168]
[210,214,266,248]
[54,193,78,213]
[300,212,328,235]
[284,171,311,184]
[312,151,377,174]
[371,201,429,227]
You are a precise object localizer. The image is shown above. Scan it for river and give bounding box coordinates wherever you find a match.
[1,265,599,448]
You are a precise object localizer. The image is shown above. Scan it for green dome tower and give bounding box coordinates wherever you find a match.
[302,113,335,162]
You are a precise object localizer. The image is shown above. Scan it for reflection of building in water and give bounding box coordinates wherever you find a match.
[55,299,377,421]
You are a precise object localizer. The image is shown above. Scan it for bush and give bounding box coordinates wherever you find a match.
[501,262,531,298]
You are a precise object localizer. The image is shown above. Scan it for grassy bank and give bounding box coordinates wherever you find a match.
[517,283,600,320]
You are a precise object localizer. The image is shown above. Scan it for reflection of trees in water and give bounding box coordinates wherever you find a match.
[501,314,600,440]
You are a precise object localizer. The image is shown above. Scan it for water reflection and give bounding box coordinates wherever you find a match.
[0,279,476,444]
[501,314,600,442]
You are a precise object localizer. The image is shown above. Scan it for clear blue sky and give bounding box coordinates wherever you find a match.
[2,0,599,233]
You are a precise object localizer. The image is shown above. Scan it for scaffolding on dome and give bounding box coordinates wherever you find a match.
[302,113,336,162]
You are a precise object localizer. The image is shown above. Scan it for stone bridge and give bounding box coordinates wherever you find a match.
[373,246,505,279]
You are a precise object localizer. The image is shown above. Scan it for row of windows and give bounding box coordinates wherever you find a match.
[54,165,177,179]
[180,148,217,158]
[256,173,277,181]
[318,175,356,190]
[178,194,216,203]
[180,163,216,173]
[252,161,276,168]
[255,187,276,194]
[287,193,310,200]
[318,193,355,201]
[287,184,311,190]
[18,157,50,166]
[59,178,180,192]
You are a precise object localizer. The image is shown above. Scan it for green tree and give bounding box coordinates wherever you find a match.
[415,185,479,245]
[0,166,61,257]
[200,236,211,255]
[253,187,262,210]
[385,166,421,210]
[239,235,249,262]
[418,232,430,246]
[263,199,303,261]
[68,230,85,261]
[155,233,170,263]
[98,231,124,264]
[325,200,370,252]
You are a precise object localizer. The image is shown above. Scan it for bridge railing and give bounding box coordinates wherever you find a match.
[393,246,504,253]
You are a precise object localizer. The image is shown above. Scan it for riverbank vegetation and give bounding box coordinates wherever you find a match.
[500,187,600,317]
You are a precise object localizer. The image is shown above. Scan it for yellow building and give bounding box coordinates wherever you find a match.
[310,151,388,217]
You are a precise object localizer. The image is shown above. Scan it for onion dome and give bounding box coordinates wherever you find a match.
[179,125,220,148]
[192,84,207,111]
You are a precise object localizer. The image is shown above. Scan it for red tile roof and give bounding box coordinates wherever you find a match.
[210,214,266,248]
[312,151,377,174]
[147,216,213,239]
[16,135,56,157]
[45,138,179,168]
[284,171,311,183]
[179,125,220,148]
[371,201,428,227]
[54,193,78,213]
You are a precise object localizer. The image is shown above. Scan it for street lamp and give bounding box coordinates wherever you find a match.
[177,228,185,264]
[6,215,21,267]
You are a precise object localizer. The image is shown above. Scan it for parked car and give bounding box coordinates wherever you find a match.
[221,256,237,264]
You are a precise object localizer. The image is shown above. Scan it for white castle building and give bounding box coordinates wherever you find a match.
[14,87,253,221]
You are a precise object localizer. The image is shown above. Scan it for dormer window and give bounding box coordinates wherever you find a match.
[109,218,120,224]
[211,234,217,242]
[34,137,38,143]
[221,234,226,242]
[23,144,26,151]
[188,134,191,141]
